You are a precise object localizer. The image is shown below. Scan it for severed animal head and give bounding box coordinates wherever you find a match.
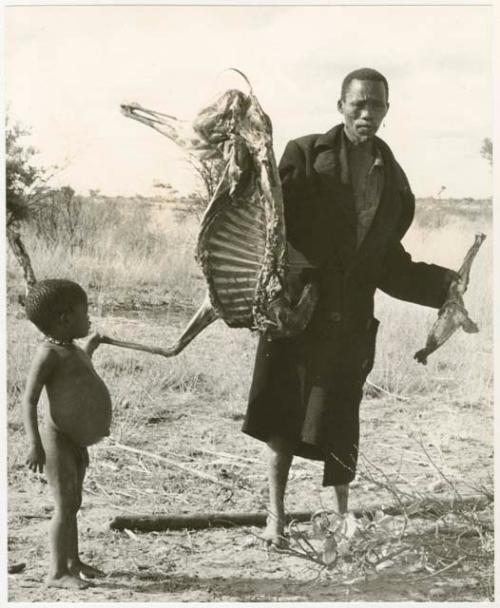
[120,72,275,197]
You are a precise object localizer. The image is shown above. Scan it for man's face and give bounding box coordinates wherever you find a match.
[338,79,389,144]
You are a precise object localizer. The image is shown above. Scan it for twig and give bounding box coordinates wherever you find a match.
[415,556,465,580]
[288,520,320,559]
[206,459,250,468]
[273,543,326,567]
[411,434,462,502]
[112,489,136,499]
[369,545,411,568]
[93,481,112,496]
[123,528,139,541]
[365,380,410,401]
[8,563,26,575]
[195,447,262,465]
[100,440,232,488]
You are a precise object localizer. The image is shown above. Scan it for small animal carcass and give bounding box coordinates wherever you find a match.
[414,232,486,365]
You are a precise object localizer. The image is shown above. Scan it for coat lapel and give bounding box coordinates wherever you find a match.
[313,126,357,230]
[312,126,357,267]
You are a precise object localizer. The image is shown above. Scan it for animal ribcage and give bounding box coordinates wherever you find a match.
[198,190,268,328]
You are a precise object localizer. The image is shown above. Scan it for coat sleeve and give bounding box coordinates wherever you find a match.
[279,140,311,255]
[377,243,455,309]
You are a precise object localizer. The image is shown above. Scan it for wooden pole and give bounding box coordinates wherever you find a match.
[109,494,490,532]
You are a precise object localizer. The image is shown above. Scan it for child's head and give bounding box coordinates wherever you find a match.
[25,279,90,339]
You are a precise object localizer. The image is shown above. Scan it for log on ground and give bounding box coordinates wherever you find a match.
[109,494,491,532]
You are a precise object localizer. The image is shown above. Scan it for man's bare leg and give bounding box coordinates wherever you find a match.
[261,435,293,546]
[334,483,349,515]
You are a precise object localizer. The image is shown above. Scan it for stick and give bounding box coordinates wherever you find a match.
[101,441,232,488]
[365,380,410,402]
[109,495,491,532]
[8,563,26,575]
[415,556,466,581]
[195,447,262,465]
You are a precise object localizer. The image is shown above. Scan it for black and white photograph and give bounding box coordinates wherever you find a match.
[2,2,494,603]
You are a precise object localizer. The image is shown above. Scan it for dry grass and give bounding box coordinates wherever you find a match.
[7,200,202,304]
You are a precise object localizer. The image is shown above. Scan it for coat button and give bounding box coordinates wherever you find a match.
[330,312,341,322]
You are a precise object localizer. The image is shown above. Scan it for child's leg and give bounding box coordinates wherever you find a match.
[261,435,293,545]
[42,427,88,589]
[67,449,105,579]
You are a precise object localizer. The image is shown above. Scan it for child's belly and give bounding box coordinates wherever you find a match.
[46,365,112,447]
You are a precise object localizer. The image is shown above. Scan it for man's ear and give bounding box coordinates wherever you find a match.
[337,98,343,113]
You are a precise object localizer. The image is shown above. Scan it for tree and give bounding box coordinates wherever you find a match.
[32,185,83,251]
[436,185,447,199]
[178,155,226,221]
[480,138,492,167]
[5,116,52,293]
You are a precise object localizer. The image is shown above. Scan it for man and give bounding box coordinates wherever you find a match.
[242,67,457,545]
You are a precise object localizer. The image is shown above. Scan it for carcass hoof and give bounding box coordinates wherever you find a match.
[268,282,319,338]
[414,349,428,365]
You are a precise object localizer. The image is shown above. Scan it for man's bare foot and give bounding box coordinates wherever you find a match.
[45,573,89,589]
[261,517,288,548]
[69,560,106,579]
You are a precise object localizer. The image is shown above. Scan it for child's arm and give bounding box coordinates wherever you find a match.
[82,331,102,359]
[22,346,57,473]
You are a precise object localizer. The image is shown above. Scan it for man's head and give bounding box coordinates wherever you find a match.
[338,68,389,145]
[25,279,90,339]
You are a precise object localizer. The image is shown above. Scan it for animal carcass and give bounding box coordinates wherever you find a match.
[414,233,486,365]
[102,71,318,357]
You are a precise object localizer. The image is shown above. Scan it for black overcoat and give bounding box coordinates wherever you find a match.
[242,124,453,485]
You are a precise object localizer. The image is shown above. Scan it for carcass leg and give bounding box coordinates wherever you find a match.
[455,233,486,295]
[101,295,218,357]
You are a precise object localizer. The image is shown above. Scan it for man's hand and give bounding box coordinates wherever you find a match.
[84,331,102,358]
[26,442,45,473]
[446,269,461,283]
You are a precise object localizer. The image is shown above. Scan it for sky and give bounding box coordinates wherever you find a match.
[4,4,493,199]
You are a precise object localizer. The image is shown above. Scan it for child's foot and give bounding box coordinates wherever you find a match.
[261,517,287,548]
[45,573,89,589]
[69,560,106,579]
